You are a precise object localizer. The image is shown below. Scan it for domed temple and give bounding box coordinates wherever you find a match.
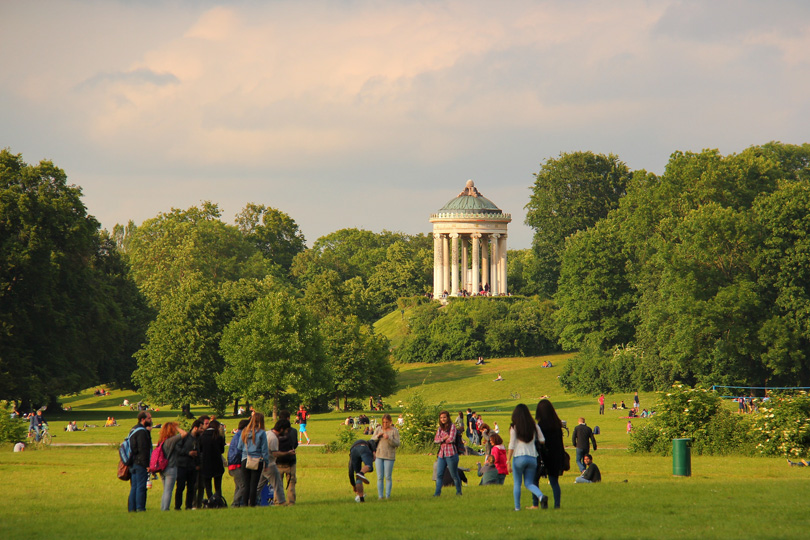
[430,180,511,298]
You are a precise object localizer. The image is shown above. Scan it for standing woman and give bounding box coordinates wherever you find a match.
[199,419,226,505]
[237,413,270,507]
[533,399,565,509]
[157,422,187,511]
[506,403,547,511]
[372,413,401,499]
[433,410,462,496]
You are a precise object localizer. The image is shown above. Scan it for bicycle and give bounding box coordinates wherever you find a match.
[28,423,52,448]
[509,391,520,400]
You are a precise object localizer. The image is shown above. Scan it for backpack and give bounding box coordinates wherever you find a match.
[149,441,168,473]
[119,426,145,466]
[454,430,466,455]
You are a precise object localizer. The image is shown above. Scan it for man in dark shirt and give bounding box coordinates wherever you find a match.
[128,412,152,512]
[575,454,601,483]
[572,417,597,473]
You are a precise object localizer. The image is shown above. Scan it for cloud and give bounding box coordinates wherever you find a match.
[75,68,179,90]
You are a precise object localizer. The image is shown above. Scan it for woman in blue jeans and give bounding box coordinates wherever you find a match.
[433,411,462,496]
[506,404,547,511]
[372,413,400,499]
[533,399,565,509]
[157,422,187,511]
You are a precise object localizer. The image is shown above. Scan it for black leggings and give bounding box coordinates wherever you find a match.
[204,474,223,500]
[241,461,264,507]
[175,466,195,509]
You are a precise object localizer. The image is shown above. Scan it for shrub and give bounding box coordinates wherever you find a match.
[749,392,810,458]
[322,425,361,454]
[398,391,443,453]
[629,384,726,455]
[0,402,28,443]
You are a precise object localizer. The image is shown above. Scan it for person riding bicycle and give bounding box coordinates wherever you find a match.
[29,410,46,442]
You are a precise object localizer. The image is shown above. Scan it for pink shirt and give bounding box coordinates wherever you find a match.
[434,425,457,458]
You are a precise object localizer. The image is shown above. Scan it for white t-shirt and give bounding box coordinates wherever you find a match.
[507,425,546,458]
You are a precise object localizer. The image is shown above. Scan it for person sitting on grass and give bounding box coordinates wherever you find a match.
[574,454,601,483]
[494,373,504,381]
[477,455,500,485]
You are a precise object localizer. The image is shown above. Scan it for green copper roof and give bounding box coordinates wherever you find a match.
[437,180,503,214]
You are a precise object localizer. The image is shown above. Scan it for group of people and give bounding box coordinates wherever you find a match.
[124,408,300,512]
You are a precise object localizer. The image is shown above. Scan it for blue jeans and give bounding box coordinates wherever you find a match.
[128,464,148,512]
[533,473,561,508]
[434,454,462,496]
[575,448,587,472]
[375,458,395,498]
[160,466,177,511]
[575,476,594,483]
[512,455,543,510]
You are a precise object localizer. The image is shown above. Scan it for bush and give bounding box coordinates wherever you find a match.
[0,402,28,443]
[629,384,727,455]
[322,425,361,454]
[398,391,443,453]
[749,392,810,458]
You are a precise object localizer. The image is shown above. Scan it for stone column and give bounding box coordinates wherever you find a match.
[442,234,450,297]
[433,232,442,299]
[471,233,480,295]
[481,234,489,293]
[460,236,468,294]
[490,233,500,295]
[450,233,459,296]
[499,235,507,294]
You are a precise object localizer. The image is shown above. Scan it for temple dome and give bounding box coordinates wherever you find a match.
[437,180,503,215]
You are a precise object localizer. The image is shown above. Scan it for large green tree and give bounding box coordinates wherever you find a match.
[124,202,276,309]
[0,150,148,406]
[525,151,630,298]
[218,292,328,419]
[235,203,307,272]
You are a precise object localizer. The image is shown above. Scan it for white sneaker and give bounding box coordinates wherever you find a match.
[355,495,361,503]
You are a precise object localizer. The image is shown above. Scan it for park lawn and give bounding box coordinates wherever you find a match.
[1,445,808,540]
[5,352,804,539]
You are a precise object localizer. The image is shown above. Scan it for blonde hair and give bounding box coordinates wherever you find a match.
[242,412,265,444]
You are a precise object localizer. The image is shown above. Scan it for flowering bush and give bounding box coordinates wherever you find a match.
[629,383,748,455]
[398,391,443,453]
[749,392,810,458]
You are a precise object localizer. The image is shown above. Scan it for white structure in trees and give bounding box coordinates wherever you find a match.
[430,180,511,298]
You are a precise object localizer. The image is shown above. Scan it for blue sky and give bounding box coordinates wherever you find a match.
[2,0,809,249]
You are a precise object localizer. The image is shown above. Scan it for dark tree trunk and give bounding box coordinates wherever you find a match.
[232,398,240,416]
[181,403,193,418]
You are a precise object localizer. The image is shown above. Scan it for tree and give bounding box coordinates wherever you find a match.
[0,150,147,406]
[525,151,630,297]
[218,292,327,419]
[125,202,277,309]
[235,203,307,271]
[321,315,396,410]
[133,278,230,413]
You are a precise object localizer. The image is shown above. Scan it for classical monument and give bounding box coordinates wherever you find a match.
[430,180,511,298]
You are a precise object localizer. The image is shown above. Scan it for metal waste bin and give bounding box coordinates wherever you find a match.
[672,438,691,476]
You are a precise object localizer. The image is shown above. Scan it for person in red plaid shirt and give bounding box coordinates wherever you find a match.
[433,411,462,496]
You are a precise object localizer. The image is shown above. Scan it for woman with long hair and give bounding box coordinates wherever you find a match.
[372,413,401,499]
[433,410,462,496]
[533,399,565,508]
[506,403,547,511]
[489,433,508,484]
[199,419,226,505]
[237,412,270,507]
[157,421,188,511]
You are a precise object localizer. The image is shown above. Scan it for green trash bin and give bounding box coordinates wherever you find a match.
[672,438,691,476]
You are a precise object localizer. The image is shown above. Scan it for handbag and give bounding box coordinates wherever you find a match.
[561,450,571,472]
[117,460,131,481]
[245,456,261,470]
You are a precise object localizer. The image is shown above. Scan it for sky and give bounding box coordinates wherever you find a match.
[2,1,809,249]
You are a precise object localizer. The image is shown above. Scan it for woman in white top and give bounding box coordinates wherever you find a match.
[506,403,547,510]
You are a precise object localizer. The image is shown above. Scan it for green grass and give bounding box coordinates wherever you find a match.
[372,306,413,350]
[2,354,807,539]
